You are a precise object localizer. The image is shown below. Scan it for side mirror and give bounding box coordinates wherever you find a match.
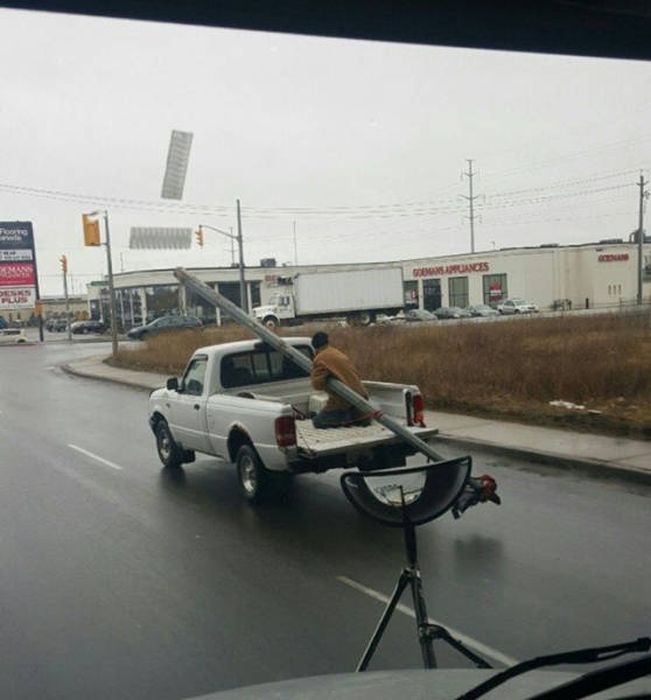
[340,456,471,526]
[166,377,179,391]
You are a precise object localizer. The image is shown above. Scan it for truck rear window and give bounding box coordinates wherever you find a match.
[221,345,313,388]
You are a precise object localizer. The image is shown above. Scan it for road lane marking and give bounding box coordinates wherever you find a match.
[68,444,124,471]
[336,575,518,668]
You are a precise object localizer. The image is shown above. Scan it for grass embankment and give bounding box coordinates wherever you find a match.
[112,312,651,439]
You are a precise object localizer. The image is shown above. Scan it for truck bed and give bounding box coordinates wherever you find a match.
[295,419,437,458]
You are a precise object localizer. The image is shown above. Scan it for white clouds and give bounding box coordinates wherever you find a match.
[0,8,649,293]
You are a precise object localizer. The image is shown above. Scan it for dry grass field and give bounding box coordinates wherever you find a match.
[112,311,651,438]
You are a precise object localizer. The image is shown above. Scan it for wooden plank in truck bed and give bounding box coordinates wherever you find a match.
[295,420,438,457]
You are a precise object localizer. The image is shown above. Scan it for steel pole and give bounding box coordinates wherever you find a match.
[104,212,119,358]
[638,173,645,306]
[173,268,445,463]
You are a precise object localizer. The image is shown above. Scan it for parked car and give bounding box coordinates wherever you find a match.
[127,314,202,341]
[373,312,405,325]
[404,309,438,323]
[0,315,7,330]
[46,317,70,332]
[0,328,27,345]
[497,298,539,314]
[70,319,106,334]
[468,304,499,317]
[433,306,472,320]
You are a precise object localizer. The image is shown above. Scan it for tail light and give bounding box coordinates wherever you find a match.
[411,394,426,427]
[275,415,296,448]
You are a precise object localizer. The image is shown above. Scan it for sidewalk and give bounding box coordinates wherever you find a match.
[62,355,651,484]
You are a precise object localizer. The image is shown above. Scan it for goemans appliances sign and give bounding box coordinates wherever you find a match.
[412,261,490,278]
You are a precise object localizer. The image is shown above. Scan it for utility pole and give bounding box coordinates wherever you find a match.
[293,220,298,265]
[236,199,247,313]
[61,258,72,341]
[637,172,647,306]
[197,213,247,315]
[462,159,479,254]
[104,212,119,357]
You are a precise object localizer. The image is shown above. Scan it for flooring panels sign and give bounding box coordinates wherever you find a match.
[0,222,37,309]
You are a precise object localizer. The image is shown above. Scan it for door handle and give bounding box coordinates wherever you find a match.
[193,404,200,410]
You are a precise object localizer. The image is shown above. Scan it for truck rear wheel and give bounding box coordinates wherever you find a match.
[236,444,292,504]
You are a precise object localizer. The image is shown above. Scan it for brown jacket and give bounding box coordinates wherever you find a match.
[311,345,368,411]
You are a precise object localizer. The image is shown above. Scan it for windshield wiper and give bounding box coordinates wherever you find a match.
[526,653,651,699]
[456,637,650,700]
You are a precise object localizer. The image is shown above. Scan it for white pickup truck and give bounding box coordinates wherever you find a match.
[148,337,438,503]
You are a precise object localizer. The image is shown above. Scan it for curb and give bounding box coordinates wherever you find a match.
[60,362,160,392]
[61,360,651,487]
[433,434,651,487]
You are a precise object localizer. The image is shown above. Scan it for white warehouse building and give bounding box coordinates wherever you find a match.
[87,239,650,329]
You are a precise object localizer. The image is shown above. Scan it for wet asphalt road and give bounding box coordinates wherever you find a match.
[0,341,649,699]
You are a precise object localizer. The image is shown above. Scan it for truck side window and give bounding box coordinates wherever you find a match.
[182,356,207,396]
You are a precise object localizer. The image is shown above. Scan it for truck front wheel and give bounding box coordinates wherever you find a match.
[236,444,292,503]
[263,316,279,330]
[155,419,184,469]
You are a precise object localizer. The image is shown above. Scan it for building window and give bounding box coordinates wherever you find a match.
[403,280,418,307]
[608,284,612,296]
[145,285,181,322]
[483,273,508,306]
[422,278,441,311]
[618,284,622,295]
[217,281,244,310]
[185,283,221,324]
[448,276,469,308]
[250,281,261,308]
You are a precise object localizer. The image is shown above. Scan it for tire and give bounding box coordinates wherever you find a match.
[155,420,184,469]
[346,312,371,327]
[263,316,278,330]
[236,444,292,504]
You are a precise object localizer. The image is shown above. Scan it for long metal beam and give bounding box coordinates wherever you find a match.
[174,268,445,463]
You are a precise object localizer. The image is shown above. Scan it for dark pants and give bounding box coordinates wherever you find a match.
[312,408,371,429]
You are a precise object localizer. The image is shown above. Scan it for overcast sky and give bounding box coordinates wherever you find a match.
[1,8,650,295]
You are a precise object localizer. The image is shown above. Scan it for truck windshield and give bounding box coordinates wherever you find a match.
[221,345,313,388]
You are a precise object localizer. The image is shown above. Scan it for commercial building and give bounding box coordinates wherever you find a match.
[86,239,651,329]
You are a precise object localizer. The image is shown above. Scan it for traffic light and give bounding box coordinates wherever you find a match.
[82,214,101,246]
[59,255,68,273]
[195,226,204,248]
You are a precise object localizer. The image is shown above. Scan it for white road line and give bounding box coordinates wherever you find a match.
[337,575,518,668]
[68,444,124,471]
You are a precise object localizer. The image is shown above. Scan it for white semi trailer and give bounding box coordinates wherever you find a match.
[253,267,404,328]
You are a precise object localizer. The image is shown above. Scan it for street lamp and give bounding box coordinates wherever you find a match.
[197,202,247,313]
[85,210,119,357]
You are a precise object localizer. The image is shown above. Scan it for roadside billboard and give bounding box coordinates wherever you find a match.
[0,222,38,310]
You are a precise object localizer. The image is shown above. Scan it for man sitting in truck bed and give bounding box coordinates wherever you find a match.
[310,331,371,428]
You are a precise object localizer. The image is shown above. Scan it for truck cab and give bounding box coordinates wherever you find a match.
[253,292,296,328]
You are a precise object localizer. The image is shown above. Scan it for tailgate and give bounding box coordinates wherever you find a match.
[295,420,438,458]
